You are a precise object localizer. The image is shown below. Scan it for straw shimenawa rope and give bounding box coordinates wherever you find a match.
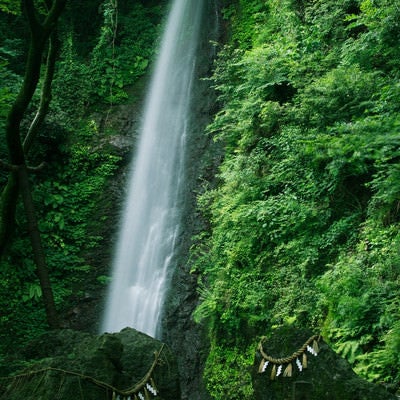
[257,334,321,379]
[0,344,165,399]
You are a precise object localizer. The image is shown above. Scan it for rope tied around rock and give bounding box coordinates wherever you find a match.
[257,334,321,380]
[0,344,165,400]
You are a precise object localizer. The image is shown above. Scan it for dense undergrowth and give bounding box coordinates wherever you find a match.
[0,0,163,360]
[192,0,400,398]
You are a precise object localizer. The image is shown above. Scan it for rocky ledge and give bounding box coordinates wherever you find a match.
[0,328,180,400]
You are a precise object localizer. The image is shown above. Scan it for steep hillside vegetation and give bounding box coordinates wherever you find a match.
[192,0,400,398]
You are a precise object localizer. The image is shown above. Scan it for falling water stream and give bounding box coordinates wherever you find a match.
[101,0,205,338]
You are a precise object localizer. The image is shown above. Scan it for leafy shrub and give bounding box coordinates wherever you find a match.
[87,2,162,105]
[318,224,400,382]
[203,343,255,400]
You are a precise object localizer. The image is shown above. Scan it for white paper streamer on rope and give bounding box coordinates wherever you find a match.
[257,334,321,380]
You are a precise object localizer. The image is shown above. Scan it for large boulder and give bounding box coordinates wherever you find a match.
[0,328,180,400]
[252,326,397,400]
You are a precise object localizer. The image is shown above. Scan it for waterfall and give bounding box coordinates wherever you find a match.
[101,0,205,338]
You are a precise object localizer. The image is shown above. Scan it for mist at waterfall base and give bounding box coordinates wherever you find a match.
[101,0,205,338]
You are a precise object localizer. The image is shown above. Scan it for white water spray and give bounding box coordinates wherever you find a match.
[101,0,205,338]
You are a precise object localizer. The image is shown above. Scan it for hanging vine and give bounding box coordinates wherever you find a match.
[90,0,119,108]
[107,0,118,113]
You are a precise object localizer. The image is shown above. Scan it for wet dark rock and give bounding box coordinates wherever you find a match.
[0,328,180,400]
[160,1,220,399]
[252,326,397,400]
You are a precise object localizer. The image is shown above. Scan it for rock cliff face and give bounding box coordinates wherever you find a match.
[45,2,221,398]
[0,328,180,400]
[252,326,397,400]
[160,1,220,399]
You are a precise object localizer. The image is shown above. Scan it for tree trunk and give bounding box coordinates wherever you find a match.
[0,0,67,327]
[24,30,59,151]
[0,29,59,257]
[17,165,59,329]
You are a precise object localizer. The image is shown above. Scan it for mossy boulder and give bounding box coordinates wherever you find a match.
[0,327,180,400]
[252,327,396,400]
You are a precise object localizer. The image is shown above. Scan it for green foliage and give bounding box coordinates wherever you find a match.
[87,1,161,105]
[194,0,400,393]
[318,224,400,382]
[0,117,122,353]
[292,65,382,128]
[35,119,121,273]
[51,1,162,111]
[204,342,255,400]
[0,52,21,161]
[0,0,19,15]
[0,251,48,356]
[221,0,270,49]
[51,32,92,115]
[343,0,400,71]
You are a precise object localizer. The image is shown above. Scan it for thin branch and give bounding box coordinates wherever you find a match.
[23,30,59,153]
[22,0,41,34]
[43,0,68,32]
[27,162,47,172]
[0,159,19,172]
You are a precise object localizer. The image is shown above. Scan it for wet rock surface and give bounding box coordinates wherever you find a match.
[160,1,220,399]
